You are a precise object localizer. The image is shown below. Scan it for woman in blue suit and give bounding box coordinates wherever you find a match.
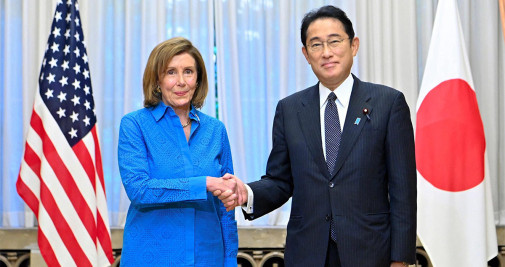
[118,37,238,266]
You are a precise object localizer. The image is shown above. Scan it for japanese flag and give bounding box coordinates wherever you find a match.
[415,0,498,266]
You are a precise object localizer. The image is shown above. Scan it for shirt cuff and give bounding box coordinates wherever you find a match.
[189,175,208,200]
[242,183,254,214]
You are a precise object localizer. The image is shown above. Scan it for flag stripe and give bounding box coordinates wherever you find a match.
[16,175,40,216]
[25,103,112,266]
[38,204,78,266]
[90,128,114,262]
[38,155,98,264]
[18,146,42,214]
[81,128,114,261]
[21,146,88,266]
[92,128,106,194]
[30,110,98,240]
[23,141,42,177]
[37,229,61,267]
[21,117,96,265]
[20,142,96,266]
[36,99,97,209]
[97,213,114,263]
[39,175,93,266]
[73,140,97,191]
[33,124,99,262]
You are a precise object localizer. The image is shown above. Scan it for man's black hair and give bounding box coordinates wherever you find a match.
[300,5,355,47]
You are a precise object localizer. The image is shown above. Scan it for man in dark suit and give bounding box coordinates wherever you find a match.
[217,5,416,267]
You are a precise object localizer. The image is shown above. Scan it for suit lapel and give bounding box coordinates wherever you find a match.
[297,84,331,178]
[331,75,372,180]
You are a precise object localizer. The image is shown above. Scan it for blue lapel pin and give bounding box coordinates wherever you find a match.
[354,117,361,125]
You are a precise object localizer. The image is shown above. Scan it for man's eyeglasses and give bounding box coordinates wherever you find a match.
[308,37,350,52]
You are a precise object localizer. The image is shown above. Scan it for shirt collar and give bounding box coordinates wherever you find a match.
[151,101,169,121]
[150,101,199,123]
[319,73,354,109]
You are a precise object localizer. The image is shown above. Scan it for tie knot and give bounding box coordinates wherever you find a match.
[327,92,337,102]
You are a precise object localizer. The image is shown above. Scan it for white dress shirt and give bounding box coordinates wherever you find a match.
[319,74,353,160]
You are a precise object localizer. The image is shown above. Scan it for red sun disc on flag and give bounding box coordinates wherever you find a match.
[416,79,486,192]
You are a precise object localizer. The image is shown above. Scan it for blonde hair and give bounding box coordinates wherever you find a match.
[143,37,208,108]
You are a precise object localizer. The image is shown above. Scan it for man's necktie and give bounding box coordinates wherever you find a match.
[325,92,341,242]
[325,92,341,176]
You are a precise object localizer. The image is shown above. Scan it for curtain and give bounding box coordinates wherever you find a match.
[1,0,26,227]
[1,0,504,228]
[355,1,418,119]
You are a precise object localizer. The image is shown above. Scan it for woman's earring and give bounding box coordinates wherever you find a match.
[156,85,161,94]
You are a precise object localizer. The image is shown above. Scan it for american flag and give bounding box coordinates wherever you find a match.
[16,0,113,266]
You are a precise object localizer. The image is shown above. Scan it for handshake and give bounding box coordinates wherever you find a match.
[206,174,248,212]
